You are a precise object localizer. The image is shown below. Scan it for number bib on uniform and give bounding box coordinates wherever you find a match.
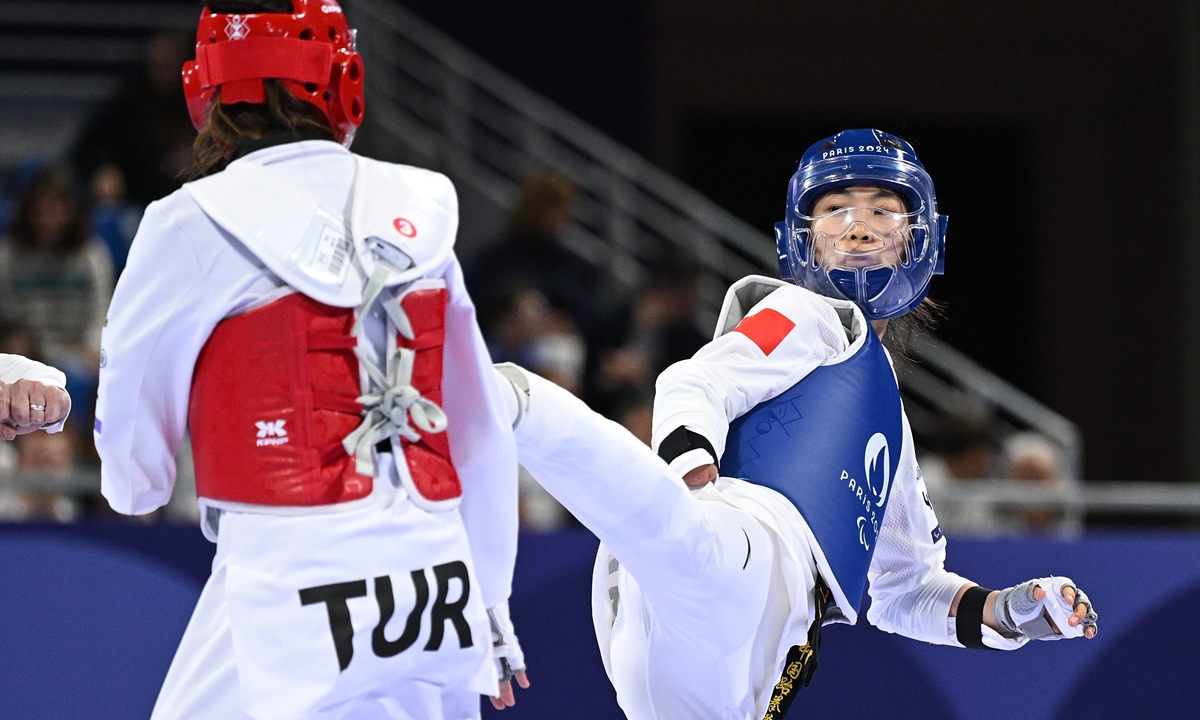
[721,328,903,616]
[217,489,494,719]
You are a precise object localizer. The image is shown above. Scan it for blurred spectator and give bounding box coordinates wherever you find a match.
[0,181,11,237]
[1000,431,1071,533]
[0,166,114,453]
[1,160,53,236]
[0,420,78,523]
[1003,431,1066,481]
[611,388,654,447]
[72,31,196,205]
[919,412,1001,535]
[483,285,587,395]
[468,169,614,360]
[0,319,39,361]
[12,429,78,522]
[590,260,708,415]
[518,465,571,531]
[89,164,144,275]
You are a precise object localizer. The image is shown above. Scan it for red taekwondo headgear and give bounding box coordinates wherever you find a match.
[182,0,365,145]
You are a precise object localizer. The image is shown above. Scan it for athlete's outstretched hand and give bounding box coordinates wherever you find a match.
[0,379,70,440]
[1033,583,1098,638]
[489,671,531,710]
[995,576,1098,640]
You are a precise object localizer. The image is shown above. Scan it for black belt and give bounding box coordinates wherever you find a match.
[763,577,832,720]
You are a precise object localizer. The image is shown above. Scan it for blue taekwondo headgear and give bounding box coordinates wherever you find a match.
[775,128,948,320]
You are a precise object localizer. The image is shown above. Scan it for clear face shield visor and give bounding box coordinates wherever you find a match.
[789,200,936,318]
[797,205,920,270]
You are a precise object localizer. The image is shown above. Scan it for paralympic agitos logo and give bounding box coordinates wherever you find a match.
[842,433,891,551]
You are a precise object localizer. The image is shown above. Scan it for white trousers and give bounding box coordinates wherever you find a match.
[152,494,491,720]
[512,373,807,720]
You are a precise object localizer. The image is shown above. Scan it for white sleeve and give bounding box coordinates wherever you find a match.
[651,285,848,469]
[0,354,71,433]
[865,412,970,646]
[96,199,272,516]
[439,252,519,610]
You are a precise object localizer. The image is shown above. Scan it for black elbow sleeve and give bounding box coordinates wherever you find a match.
[657,426,719,470]
[955,586,996,650]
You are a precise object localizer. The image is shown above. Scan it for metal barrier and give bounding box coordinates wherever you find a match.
[0,468,101,494]
[926,479,1200,537]
[2,469,1199,525]
[930,480,1200,515]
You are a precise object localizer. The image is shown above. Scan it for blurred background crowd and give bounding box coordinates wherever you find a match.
[3,0,1180,538]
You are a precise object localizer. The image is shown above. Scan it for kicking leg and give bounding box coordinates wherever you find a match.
[495,365,772,641]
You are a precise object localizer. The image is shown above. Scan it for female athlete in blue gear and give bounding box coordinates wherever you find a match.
[494,128,1097,720]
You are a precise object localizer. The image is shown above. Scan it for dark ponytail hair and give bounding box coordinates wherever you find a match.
[881,296,944,359]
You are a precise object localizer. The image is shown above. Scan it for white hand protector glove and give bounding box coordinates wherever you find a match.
[994,576,1098,640]
[487,601,526,683]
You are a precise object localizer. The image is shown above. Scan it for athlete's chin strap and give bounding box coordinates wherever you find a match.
[343,260,448,476]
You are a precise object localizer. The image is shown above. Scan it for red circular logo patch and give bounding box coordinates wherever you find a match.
[393,218,417,238]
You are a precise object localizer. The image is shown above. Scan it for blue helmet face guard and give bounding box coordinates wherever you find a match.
[776,129,948,321]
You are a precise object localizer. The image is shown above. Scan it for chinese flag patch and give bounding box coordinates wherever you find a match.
[733,308,795,356]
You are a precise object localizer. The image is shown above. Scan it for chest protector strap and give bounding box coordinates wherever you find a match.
[721,327,903,616]
[341,276,462,510]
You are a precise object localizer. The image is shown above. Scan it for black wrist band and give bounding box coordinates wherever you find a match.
[657,426,719,470]
[955,586,996,650]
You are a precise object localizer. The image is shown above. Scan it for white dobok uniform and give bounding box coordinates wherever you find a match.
[97,140,518,720]
[505,276,1019,720]
[0,354,69,433]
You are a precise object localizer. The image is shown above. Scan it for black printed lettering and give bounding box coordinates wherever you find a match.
[372,570,429,658]
[299,579,368,671]
[425,561,473,651]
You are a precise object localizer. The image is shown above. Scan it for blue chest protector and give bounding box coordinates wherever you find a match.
[722,327,904,615]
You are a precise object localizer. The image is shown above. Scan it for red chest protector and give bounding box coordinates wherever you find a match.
[189,286,462,509]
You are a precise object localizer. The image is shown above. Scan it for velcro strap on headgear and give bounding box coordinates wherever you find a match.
[196,37,333,103]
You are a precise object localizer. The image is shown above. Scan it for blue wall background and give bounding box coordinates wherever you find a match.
[1,524,1197,720]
